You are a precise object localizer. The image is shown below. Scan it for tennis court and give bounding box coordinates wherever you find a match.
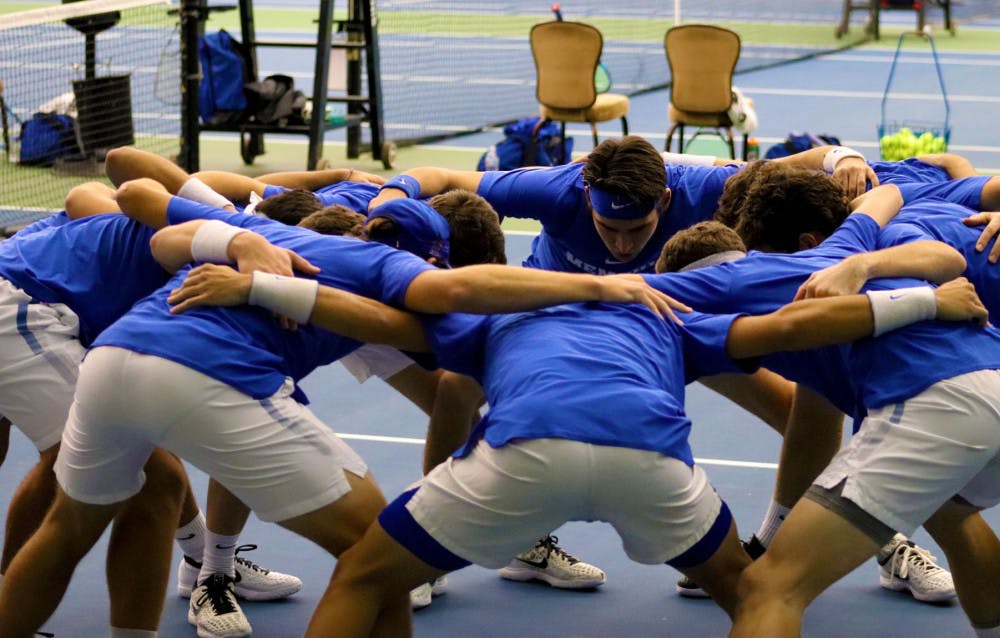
[1,1,1000,636]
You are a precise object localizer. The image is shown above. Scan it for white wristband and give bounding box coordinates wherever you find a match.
[177,178,235,210]
[661,151,716,167]
[190,220,249,264]
[248,271,319,324]
[823,147,866,173]
[866,286,936,337]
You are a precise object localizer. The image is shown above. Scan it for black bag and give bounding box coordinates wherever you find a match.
[244,74,307,126]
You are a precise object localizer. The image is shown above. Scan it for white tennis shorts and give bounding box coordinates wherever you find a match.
[406,438,722,568]
[0,278,82,451]
[340,343,415,383]
[55,346,368,521]
[815,369,1000,536]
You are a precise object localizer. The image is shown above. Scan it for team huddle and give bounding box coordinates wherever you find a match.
[0,137,998,638]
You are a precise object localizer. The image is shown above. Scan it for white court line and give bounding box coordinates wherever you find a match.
[338,433,779,470]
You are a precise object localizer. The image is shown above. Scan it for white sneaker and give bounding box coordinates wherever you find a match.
[177,554,202,598]
[410,576,448,610]
[188,573,252,638]
[430,575,448,596]
[177,545,303,601]
[498,535,605,589]
[232,545,303,601]
[410,582,432,610]
[877,534,956,603]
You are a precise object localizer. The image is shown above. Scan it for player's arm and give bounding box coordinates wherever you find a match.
[107,149,236,210]
[150,219,317,276]
[167,264,430,352]
[774,145,878,199]
[368,168,484,210]
[916,152,977,179]
[795,239,966,300]
[190,171,269,204]
[698,369,795,437]
[255,168,385,189]
[727,277,987,360]
[64,182,121,219]
[402,268,689,319]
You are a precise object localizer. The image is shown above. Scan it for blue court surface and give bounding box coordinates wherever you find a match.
[1,233,998,638]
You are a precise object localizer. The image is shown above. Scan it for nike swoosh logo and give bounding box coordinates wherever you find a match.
[516,556,548,569]
[177,533,196,541]
[610,200,628,209]
[215,543,237,550]
[890,293,905,300]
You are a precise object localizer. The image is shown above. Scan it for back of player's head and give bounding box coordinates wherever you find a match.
[582,136,667,217]
[429,190,507,266]
[255,188,324,225]
[365,198,451,267]
[734,163,850,253]
[656,221,746,273]
[714,160,767,228]
[297,204,366,237]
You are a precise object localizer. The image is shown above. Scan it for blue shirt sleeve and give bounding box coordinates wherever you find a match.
[477,164,586,233]
[819,213,880,254]
[418,312,489,381]
[877,222,931,249]
[678,311,758,382]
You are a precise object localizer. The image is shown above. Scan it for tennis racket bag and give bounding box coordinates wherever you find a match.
[477,117,573,171]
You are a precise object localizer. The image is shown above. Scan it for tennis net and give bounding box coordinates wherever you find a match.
[0,0,180,225]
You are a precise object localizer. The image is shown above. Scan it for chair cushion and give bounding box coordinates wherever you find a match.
[668,103,732,127]
[541,93,629,123]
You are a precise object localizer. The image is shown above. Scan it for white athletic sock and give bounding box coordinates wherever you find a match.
[110,628,157,638]
[174,511,207,562]
[755,500,791,547]
[198,531,240,582]
[974,624,1000,637]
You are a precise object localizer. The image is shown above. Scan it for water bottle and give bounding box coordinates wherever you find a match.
[746,137,760,161]
[483,145,500,171]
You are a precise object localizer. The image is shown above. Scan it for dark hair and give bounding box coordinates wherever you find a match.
[656,221,746,273]
[734,164,850,253]
[582,136,666,213]
[362,215,401,243]
[297,204,366,237]
[255,189,323,225]
[429,190,507,266]
[714,160,768,228]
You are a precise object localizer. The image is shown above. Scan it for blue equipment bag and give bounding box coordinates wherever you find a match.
[478,117,573,171]
[198,30,254,125]
[764,131,841,160]
[18,113,80,166]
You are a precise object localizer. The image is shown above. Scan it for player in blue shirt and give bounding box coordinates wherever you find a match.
[366,136,875,276]
[0,181,684,638]
[652,185,1000,637]
[157,230,984,638]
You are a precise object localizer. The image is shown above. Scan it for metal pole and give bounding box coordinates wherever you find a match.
[178,0,205,171]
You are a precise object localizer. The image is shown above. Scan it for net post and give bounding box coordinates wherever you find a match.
[179,0,205,172]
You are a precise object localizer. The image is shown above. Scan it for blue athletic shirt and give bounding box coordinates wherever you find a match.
[93,200,436,400]
[880,199,1000,322]
[869,158,950,185]
[477,162,740,274]
[895,176,989,210]
[0,214,165,347]
[421,303,753,464]
[262,182,380,212]
[642,214,884,417]
[16,211,72,236]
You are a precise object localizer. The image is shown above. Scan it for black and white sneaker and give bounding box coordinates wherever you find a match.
[188,573,252,638]
[498,535,605,589]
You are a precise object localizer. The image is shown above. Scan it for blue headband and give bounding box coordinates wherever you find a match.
[366,199,451,266]
[588,185,650,220]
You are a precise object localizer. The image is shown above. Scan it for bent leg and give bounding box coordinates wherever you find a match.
[107,448,188,631]
[699,369,794,436]
[0,488,120,638]
[677,520,751,617]
[730,498,878,638]
[923,501,1000,629]
[1,443,59,572]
